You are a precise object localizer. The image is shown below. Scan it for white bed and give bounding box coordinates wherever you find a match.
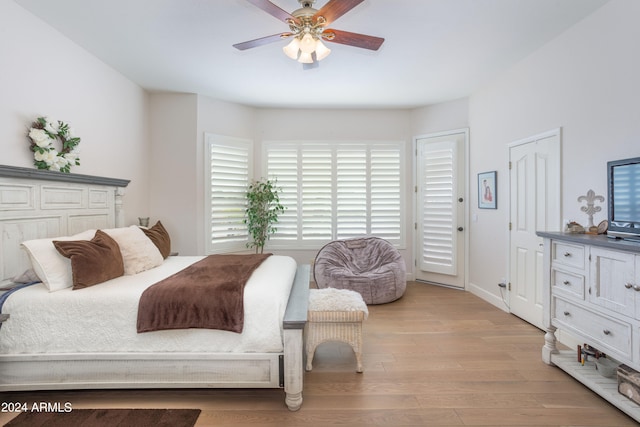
[0,165,309,411]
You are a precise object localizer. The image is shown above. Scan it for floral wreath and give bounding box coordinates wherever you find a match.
[28,116,80,173]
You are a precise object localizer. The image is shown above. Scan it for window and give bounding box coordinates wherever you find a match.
[264,141,405,248]
[204,134,252,254]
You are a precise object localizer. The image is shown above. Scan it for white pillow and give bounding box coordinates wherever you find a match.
[21,230,96,292]
[11,268,39,284]
[101,226,163,275]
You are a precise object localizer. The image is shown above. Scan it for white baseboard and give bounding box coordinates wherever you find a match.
[467,281,510,313]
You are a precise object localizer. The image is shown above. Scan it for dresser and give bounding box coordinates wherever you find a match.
[538,231,640,421]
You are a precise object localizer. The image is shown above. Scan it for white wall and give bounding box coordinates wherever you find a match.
[148,93,198,254]
[468,0,640,307]
[411,98,469,136]
[0,0,149,226]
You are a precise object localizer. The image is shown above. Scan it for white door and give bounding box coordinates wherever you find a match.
[508,129,561,329]
[415,130,467,288]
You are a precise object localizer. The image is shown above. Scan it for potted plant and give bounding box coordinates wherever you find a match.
[244,178,285,254]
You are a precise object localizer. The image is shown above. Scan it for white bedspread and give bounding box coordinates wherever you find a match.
[0,255,296,354]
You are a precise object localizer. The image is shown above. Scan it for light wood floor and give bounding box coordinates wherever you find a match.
[1,282,637,426]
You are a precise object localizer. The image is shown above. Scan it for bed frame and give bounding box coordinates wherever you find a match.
[0,165,309,411]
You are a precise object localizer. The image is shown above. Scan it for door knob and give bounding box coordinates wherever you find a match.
[457,227,464,232]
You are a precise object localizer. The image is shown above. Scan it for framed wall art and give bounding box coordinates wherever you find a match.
[478,171,497,209]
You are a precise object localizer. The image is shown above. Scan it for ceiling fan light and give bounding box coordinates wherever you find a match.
[315,39,331,61]
[299,33,317,54]
[283,37,300,60]
[298,51,314,63]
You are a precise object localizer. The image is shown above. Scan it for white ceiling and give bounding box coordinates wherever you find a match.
[15,0,608,109]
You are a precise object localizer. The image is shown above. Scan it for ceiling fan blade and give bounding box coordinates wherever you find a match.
[233,33,292,51]
[323,29,384,51]
[246,0,299,24]
[314,0,364,26]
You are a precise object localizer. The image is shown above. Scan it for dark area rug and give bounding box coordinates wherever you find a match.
[3,408,201,427]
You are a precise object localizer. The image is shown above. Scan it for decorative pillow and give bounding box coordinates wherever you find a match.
[53,230,124,290]
[140,221,171,258]
[101,226,163,275]
[11,268,40,284]
[21,229,96,292]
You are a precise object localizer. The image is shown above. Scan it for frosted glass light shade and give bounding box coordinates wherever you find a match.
[299,33,317,54]
[283,38,300,60]
[298,52,314,63]
[314,39,331,61]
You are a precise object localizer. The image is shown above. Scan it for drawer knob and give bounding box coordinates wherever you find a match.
[603,329,611,335]
[563,280,570,285]
[634,285,640,292]
[625,282,633,289]
[563,311,570,316]
[563,252,572,257]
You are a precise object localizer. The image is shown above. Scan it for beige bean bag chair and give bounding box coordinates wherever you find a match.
[313,237,406,304]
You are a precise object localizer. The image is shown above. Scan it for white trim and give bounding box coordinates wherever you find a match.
[508,127,562,149]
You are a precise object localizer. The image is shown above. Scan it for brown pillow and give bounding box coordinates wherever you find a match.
[53,230,124,290]
[141,221,171,259]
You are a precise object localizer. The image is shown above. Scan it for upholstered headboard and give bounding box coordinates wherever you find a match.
[0,165,129,284]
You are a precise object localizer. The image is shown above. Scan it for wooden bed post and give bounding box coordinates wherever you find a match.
[283,329,304,411]
[282,264,310,411]
[115,187,126,227]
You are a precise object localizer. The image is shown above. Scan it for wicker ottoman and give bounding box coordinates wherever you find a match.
[305,288,368,373]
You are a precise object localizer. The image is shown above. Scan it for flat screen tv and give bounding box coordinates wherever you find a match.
[608,157,640,240]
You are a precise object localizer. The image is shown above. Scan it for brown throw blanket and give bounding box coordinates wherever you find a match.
[137,254,272,333]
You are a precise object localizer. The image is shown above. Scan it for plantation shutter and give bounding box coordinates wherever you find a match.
[266,147,299,241]
[418,140,457,274]
[371,147,402,241]
[302,149,333,240]
[336,148,367,239]
[264,141,405,248]
[205,134,252,253]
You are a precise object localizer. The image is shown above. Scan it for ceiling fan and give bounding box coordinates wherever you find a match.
[233,0,384,65]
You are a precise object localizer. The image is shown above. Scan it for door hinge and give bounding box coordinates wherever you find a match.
[509,222,512,231]
[509,161,512,170]
[415,185,418,193]
[414,222,417,230]
[508,282,511,291]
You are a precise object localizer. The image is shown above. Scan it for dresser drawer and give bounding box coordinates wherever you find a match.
[551,268,585,300]
[552,241,585,270]
[553,297,632,359]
